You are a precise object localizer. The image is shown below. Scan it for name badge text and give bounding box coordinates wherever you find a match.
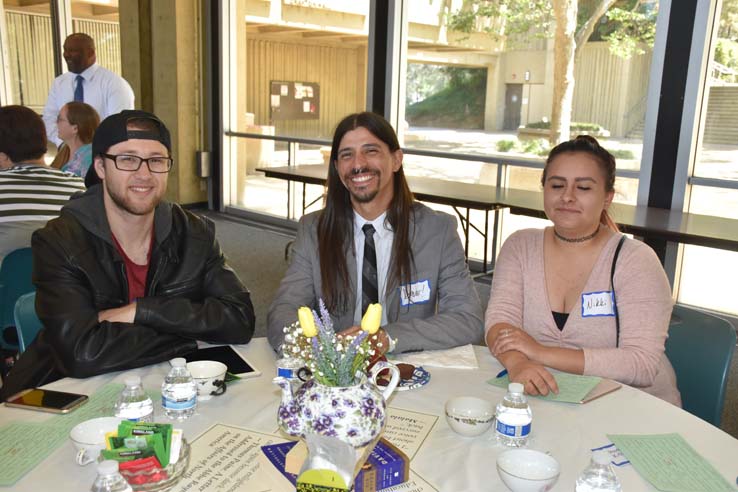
[400,279,431,306]
[581,291,616,317]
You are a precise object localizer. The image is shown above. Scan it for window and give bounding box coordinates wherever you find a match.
[677,1,738,316]
[400,0,658,263]
[222,0,369,219]
[2,0,53,111]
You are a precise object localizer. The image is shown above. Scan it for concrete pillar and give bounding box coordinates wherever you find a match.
[119,0,206,205]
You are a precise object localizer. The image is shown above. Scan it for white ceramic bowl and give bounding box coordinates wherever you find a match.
[496,449,560,492]
[444,396,495,437]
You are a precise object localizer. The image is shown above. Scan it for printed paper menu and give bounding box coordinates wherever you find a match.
[169,424,283,492]
[383,407,438,460]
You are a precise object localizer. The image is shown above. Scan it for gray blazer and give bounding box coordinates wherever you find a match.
[267,203,484,353]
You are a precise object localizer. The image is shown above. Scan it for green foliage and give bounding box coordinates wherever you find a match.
[406,64,448,106]
[447,1,657,60]
[496,139,517,152]
[522,138,550,156]
[715,39,738,71]
[525,120,603,132]
[406,66,487,129]
[604,5,658,58]
[610,148,635,160]
[446,0,553,39]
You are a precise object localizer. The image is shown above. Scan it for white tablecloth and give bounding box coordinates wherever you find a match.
[2,338,737,491]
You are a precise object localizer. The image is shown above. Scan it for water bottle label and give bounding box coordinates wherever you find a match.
[162,395,196,410]
[496,420,531,437]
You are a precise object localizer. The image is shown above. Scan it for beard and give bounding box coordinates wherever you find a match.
[343,167,380,203]
[105,179,163,216]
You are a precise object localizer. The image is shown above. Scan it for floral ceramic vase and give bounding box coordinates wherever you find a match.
[274,361,400,448]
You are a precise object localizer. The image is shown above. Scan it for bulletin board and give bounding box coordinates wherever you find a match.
[270,80,320,120]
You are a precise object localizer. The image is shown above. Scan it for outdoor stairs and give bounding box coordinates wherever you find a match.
[625,86,737,144]
[703,86,738,145]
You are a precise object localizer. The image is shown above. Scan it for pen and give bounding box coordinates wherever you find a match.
[496,369,508,378]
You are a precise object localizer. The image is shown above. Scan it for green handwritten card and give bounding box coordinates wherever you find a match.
[607,433,734,492]
[487,372,602,403]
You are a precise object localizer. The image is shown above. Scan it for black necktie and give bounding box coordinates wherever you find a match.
[361,224,378,315]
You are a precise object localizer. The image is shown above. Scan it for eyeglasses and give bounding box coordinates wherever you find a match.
[102,153,173,173]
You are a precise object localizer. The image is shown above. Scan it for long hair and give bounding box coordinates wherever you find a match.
[318,112,415,313]
[51,102,100,169]
[542,135,619,232]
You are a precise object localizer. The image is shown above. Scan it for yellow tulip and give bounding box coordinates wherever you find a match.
[298,307,317,337]
[361,303,382,334]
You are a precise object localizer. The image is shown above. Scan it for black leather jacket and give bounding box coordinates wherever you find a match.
[0,186,254,399]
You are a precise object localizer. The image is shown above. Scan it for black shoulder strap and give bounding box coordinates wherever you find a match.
[611,236,626,347]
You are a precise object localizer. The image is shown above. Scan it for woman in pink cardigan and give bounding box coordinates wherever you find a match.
[486,136,680,406]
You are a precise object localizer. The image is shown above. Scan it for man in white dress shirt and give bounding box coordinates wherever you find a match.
[42,33,134,146]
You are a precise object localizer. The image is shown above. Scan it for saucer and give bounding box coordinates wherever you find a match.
[396,366,430,391]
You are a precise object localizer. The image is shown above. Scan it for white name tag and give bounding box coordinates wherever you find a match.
[581,291,616,317]
[400,279,431,306]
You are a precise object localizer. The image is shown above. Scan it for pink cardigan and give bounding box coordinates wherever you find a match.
[485,229,681,406]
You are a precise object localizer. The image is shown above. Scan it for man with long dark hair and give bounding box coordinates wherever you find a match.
[268,112,483,353]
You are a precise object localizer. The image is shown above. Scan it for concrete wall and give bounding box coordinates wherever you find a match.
[244,37,367,139]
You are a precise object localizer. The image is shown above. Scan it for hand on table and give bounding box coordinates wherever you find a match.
[338,325,390,357]
[491,326,543,361]
[507,359,559,396]
[98,302,137,324]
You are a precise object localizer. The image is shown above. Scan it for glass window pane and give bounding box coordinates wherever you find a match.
[226,0,369,217]
[71,0,121,76]
[402,0,657,262]
[691,2,738,183]
[3,0,53,111]
[678,3,738,316]
[678,245,738,315]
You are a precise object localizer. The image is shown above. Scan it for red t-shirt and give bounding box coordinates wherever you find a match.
[112,232,154,303]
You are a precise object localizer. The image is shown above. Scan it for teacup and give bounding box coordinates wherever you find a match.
[69,417,121,465]
[187,360,227,401]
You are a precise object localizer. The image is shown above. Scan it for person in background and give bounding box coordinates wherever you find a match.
[0,105,84,263]
[485,135,680,406]
[267,111,483,354]
[42,33,134,147]
[0,110,255,400]
[50,101,100,177]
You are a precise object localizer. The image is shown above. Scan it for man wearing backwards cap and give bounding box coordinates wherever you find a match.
[0,110,255,399]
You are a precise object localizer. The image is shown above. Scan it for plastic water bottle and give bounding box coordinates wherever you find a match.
[90,460,132,492]
[575,450,622,491]
[113,375,154,422]
[161,357,197,420]
[495,382,532,447]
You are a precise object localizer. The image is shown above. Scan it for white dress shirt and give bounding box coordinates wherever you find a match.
[353,211,394,326]
[42,63,135,146]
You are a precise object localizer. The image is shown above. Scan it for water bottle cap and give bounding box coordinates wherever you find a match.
[124,375,142,387]
[508,382,524,394]
[171,357,186,367]
[593,450,611,465]
[98,459,119,475]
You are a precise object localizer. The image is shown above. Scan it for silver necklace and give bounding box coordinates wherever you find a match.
[553,225,600,243]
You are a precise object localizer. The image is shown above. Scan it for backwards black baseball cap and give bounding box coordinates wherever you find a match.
[85,110,172,188]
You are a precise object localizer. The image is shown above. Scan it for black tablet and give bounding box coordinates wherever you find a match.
[184,346,261,378]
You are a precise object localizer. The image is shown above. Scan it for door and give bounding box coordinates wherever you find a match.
[503,84,523,130]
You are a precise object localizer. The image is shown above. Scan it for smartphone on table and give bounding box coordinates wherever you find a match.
[4,388,89,414]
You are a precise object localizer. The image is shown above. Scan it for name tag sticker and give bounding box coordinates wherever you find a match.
[581,291,615,317]
[399,279,431,306]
